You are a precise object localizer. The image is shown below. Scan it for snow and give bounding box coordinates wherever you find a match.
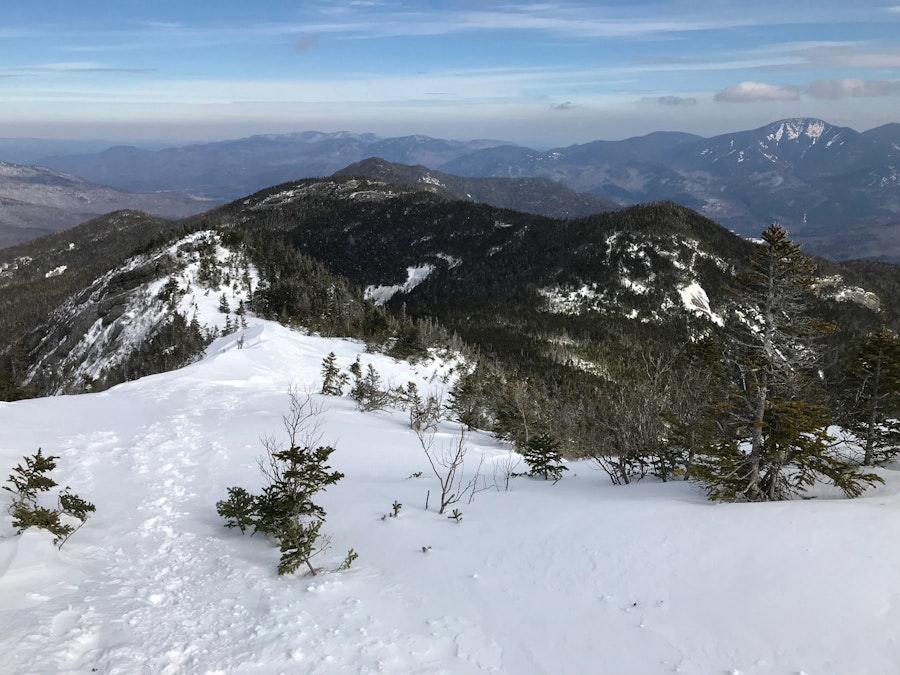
[30,231,257,392]
[620,276,651,295]
[2,322,900,673]
[364,264,435,305]
[767,119,826,145]
[44,265,67,278]
[420,174,444,188]
[538,284,602,314]
[435,253,462,269]
[678,282,724,326]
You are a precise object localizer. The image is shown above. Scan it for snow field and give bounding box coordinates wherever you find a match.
[1,320,899,673]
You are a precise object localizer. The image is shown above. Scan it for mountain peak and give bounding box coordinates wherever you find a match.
[764,118,832,144]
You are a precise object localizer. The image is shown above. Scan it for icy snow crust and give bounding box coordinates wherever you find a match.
[2,323,900,673]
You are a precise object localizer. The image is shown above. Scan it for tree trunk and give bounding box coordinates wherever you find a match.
[863,361,881,466]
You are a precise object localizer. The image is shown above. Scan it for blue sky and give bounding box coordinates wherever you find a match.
[2,1,899,146]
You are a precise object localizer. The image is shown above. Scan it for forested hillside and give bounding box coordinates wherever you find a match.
[2,175,899,499]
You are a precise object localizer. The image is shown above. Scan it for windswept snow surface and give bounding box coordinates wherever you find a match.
[2,322,900,674]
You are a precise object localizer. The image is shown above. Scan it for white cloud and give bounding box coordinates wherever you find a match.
[714,81,802,102]
[807,78,900,99]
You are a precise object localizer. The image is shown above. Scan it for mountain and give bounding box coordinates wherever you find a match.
[3,174,896,399]
[862,122,900,149]
[333,157,618,218]
[0,161,210,249]
[364,134,508,166]
[0,138,160,166]
[2,165,900,672]
[37,132,509,202]
[443,118,900,261]
[30,119,900,260]
[1,174,897,473]
[440,142,696,208]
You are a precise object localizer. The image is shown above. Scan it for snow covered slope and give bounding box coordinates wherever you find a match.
[2,321,900,674]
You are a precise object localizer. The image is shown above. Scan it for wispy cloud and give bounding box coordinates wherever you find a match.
[807,78,900,98]
[267,3,875,41]
[790,44,900,68]
[714,81,802,102]
[552,101,575,110]
[4,62,152,75]
[641,95,697,106]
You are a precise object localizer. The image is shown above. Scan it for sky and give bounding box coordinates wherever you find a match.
[2,1,900,147]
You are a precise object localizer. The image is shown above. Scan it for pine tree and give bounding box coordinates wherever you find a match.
[319,352,347,396]
[840,328,900,465]
[349,362,391,411]
[3,449,95,547]
[216,391,344,575]
[521,432,568,482]
[697,225,881,501]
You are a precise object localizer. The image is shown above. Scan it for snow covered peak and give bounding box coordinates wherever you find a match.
[766,118,829,144]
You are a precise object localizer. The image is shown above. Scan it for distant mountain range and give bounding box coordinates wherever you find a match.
[0,161,209,248]
[33,132,505,202]
[3,117,899,260]
[334,158,618,219]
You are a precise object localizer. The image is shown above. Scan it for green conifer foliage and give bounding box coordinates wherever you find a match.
[319,352,347,396]
[522,432,568,482]
[217,392,344,576]
[840,328,900,465]
[697,225,881,501]
[3,449,95,547]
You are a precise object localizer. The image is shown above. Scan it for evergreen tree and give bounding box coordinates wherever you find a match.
[349,362,392,411]
[3,449,95,547]
[446,363,496,430]
[217,394,344,576]
[320,352,347,396]
[216,445,344,574]
[840,328,900,465]
[521,432,568,482]
[697,225,881,501]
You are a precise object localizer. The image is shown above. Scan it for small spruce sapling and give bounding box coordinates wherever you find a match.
[399,381,442,432]
[340,548,359,570]
[349,362,392,411]
[3,449,95,547]
[216,390,345,576]
[522,432,568,483]
[320,352,348,396]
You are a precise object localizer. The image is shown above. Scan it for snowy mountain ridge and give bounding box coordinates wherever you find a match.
[2,314,900,673]
[23,230,255,395]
